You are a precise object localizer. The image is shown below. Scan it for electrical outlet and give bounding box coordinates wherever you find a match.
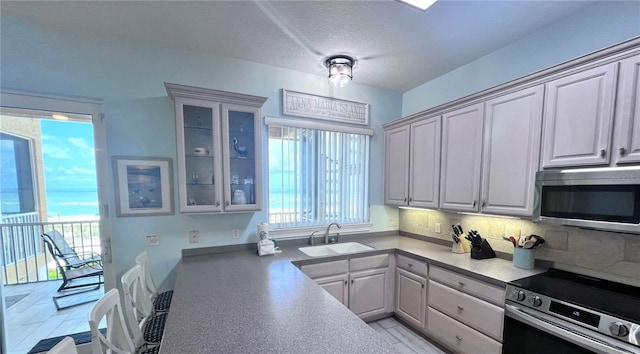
[189,230,200,243]
[435,223,441,234]
[145,234,159,246]
[388,218,398,227]
[232,229,240,239]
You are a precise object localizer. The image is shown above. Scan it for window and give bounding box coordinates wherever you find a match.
[267,119,371,231]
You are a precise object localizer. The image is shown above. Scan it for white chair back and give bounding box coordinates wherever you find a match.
[47,336,77,354]
[89,288,135,354]
[121,264,155,348]
[135,251,159,300]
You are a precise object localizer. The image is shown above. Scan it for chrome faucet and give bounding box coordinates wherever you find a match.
[309,230,320,245]
[324,222,342,244]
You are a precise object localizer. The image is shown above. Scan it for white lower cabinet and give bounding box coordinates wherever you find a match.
[350,268,390,318]
[426,265,504,354]
[427,307,502,354]
[300,254,393,320]
[395,255,428,329]
[315,273,349,306]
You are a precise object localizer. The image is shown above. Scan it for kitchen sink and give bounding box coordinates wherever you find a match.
[299,242,375,257]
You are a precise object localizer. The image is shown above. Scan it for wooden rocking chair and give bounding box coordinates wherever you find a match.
[41,230,103,310]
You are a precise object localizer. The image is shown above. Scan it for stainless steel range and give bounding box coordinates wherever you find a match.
[503,268,640,354]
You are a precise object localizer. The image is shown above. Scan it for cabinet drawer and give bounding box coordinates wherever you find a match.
[427,307,502,354]
[396,254,428,277]
[429,280,503,341]
[350,253,389,272]
[300,260,348,279]
[429,266,504,305]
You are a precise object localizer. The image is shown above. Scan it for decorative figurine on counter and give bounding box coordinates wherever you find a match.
[233,137,248,158]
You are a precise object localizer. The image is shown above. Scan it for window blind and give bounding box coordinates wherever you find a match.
[267,124,370,229]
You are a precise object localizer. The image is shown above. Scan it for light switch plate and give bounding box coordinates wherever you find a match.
[189,230,200,243]
[145,234,159,246]
[232,229,240,239]
[435,223,441,234]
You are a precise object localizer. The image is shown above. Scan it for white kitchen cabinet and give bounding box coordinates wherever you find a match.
[396,268,427,329]
[395,254,428,329]
[349,268,389,318]
[541,63,617,168]
[440,103,484,212]
[427,307,502,354]
[384,125,410,206]
[315,274,349,306]
[409,117,441,208]
[384,116,441,208]
[300,254,393,320]
[426,265,504,353]
[614,54,640,164]
[481,86,543,216]
[166,83,267,213]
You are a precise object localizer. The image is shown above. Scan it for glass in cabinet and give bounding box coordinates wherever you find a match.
[222,104,262,212]
[175,98,223,212]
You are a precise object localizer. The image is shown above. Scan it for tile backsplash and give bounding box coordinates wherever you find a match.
[399,208,640,286]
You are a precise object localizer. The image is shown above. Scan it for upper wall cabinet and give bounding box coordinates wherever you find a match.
[165,83,267,213]
[440,103,484,212]
[540,63,617,168]
[613,54,640,164]
[384,116,441,208]
[481,86,543,216]
[384,125,410,206]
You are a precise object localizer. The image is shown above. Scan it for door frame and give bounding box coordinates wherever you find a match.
[0,89,112,352]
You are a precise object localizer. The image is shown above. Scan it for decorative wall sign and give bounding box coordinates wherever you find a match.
[113,156,174,216]
[282,89,369,126]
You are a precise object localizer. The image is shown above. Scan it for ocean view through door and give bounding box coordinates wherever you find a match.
[1,102,106,354]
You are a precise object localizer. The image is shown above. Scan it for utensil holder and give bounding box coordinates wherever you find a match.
[513,247,535,269]
[470,239,496,260]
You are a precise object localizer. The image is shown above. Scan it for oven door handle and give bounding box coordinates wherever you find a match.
[505,304,637,354]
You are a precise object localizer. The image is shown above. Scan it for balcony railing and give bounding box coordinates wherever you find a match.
[0,213,100,285]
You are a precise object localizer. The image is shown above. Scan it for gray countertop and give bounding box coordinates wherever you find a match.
[159,234,545,353]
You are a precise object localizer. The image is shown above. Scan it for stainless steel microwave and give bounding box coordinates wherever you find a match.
[533,167,640,234]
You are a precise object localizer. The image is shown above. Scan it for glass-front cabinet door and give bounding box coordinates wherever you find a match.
[174,98,223,213]
[221,103,262,212]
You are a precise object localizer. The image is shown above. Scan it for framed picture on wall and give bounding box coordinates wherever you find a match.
[112,156,174,217]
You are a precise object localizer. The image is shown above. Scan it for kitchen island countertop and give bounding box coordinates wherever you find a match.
[159,234,544,353]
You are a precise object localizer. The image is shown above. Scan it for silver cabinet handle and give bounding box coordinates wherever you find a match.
[226,201,230,206]
[458,281,465,287]
[215,201,220,207]
[457,306,464,313]
[481,201,486,208]
[407,263,413,267]
[600,149,606,157]
[404,197,407,202]
[472,200,477,207]
[455,335,463,342]
[620,147,627,156]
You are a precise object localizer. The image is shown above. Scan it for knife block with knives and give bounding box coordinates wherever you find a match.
[465,229,497,260]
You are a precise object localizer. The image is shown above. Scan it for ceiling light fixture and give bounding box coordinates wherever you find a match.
[397,0,437,11]
[324,55,355,87]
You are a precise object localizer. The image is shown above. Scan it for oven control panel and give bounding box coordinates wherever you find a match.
[505,284,640,347]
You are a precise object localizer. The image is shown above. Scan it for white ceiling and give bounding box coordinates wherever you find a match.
[2,0,599,92]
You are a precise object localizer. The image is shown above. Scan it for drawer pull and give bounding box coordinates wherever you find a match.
[407,263,413,267]
[455,335,463,342]
[457,306,464,313]
[458,281,466,287]
[344,280,348,285]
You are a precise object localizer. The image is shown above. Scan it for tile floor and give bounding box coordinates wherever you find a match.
[368,317,448,354]
[3,281,103,354]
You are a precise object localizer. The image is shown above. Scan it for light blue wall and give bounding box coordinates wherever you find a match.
[0,13,402,291]
[402,1,640,116]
